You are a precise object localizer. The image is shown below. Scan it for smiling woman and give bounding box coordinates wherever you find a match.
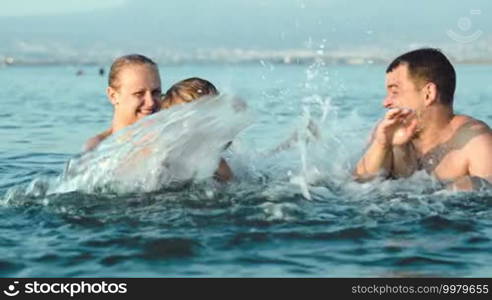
[0,0,127,17]
[84,54,162,152]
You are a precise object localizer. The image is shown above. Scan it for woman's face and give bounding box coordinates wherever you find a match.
[109,64,162,126]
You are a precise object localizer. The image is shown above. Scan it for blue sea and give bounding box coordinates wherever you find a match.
[1,62,492,277]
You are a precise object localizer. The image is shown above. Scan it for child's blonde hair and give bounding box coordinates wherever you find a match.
[162,77,219,108]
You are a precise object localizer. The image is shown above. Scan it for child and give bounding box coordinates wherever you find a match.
[161,78,233,182]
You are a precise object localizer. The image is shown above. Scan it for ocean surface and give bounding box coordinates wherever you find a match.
[1,62,492,277]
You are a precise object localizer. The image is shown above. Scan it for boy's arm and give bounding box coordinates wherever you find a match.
[214,158,233,182]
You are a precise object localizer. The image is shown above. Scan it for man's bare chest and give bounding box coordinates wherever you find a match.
[421,148,468,181]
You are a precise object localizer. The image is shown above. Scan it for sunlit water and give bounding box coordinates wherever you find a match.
[1,62,492,277]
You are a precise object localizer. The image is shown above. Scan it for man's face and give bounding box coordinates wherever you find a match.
[111,64,162,126]
[383,64,424,112]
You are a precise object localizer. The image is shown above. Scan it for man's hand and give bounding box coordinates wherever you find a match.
[353,108,418,182]
[374,108,418,146]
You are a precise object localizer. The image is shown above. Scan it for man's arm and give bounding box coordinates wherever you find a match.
[464,132,492,189]
[353,138,393,182]
[449,131,492,191]
[391,144,418,178]
[467,132,492,179]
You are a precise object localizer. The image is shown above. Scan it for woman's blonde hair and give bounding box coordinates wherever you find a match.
[108,54,158,89]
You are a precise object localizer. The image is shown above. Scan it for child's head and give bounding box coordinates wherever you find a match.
[162,77,219,109]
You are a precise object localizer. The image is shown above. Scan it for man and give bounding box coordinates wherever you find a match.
[354,48,492,190]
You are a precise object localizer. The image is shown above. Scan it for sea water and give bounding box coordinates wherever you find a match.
[0,62,491,277]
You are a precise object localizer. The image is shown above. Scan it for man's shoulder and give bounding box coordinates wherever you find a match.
[465,128,492,148]
[458,116,492,155]
[451,115,491,140]
[453,114,491,130]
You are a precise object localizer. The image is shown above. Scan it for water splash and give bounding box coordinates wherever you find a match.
[2,94,244,197]
[58,94,252,194]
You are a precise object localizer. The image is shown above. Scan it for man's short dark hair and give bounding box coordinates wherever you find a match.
[386,48,456,106]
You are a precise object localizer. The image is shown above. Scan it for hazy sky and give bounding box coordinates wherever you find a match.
[0,0,126,17]
[0,0,490,61]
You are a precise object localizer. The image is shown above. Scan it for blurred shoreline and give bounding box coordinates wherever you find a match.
[2,47,492,67]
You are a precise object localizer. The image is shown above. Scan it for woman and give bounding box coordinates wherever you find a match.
[84,54,162,152]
